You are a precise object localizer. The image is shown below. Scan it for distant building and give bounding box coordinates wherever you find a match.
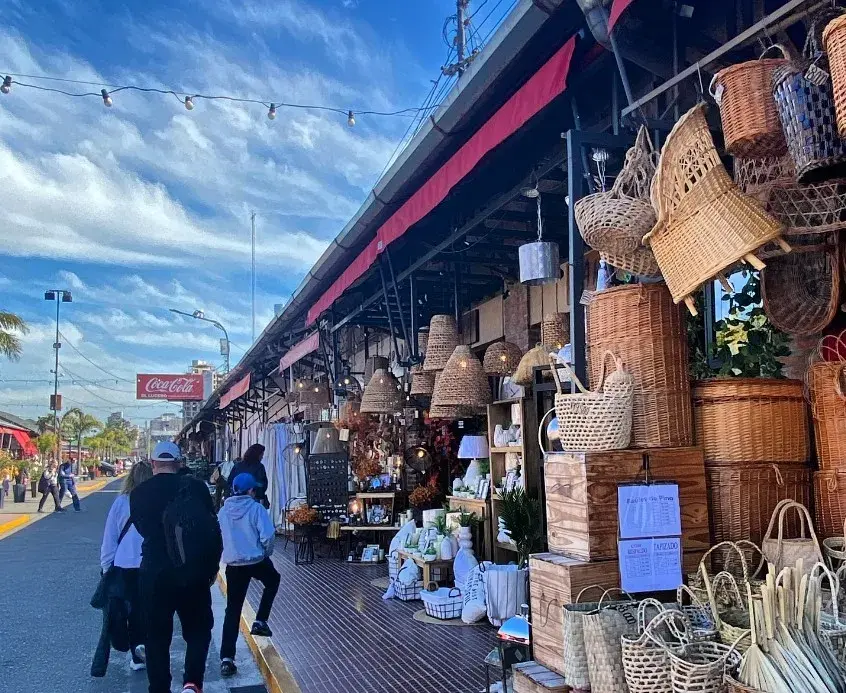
[182,360,222,427]
[107,411,130,428]
[149,412,183,444]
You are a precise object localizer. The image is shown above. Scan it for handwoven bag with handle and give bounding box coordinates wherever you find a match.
[622,603,690,693]
[676,584,717,642]
[761,500,824,574]
[644,630,745,693]
[810,561,846,663]
[824,517,846,571]
[583,602,635,693]
[699,570,751,653]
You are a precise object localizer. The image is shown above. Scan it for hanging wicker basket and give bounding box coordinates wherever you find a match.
[574,126,657,255]
[600,246,663,279]
[808,361,846,470]
[540,313,570,350]
[823,13,846,138]
[814,469,846,540]
[409,370,436,397]
[431,345,491,409]
[711,46,788,158]
[761,233,841,336]
[422,315,459,372]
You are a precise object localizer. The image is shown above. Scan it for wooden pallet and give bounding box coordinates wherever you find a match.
[513,661,570,692]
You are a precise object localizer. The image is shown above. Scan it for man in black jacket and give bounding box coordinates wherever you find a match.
[228,443,269,508]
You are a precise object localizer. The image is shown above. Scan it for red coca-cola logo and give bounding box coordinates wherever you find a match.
[137,374,204,400]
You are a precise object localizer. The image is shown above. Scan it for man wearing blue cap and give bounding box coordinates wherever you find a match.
[217,472,280,678]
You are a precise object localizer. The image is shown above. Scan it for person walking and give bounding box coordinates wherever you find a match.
[210,459,235,511]
[95,460,154,674]
[58,459,81,511]
[228,444,269,508]
[37,463,64,513]
[130,441,222,693]
[218,472,279,677]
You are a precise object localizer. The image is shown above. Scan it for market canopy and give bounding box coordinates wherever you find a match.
[0,426,37,456]
[279,331,320,372]
[218,372,251,409]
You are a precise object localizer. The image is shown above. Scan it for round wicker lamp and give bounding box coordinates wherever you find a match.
[483,341,523,376]
[422,315,459,372]
[541,313,570,350]
[409,370,436,396]
[431,345,491,408]
[360,368,401,414]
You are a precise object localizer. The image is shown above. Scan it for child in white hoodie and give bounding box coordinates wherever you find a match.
[218,472,280,678]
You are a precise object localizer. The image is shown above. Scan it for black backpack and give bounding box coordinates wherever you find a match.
[162,477,222,585]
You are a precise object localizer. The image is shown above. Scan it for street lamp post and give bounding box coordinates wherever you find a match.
[44,289,72,463]
[169,309,231,373]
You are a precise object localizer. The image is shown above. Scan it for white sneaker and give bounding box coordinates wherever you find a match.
[133,645,146,662]
[128,651,146,671]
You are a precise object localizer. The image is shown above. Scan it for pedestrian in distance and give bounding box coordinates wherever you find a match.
[228,444,269,508]
[130,441,223,693]
[58,459,81,511]
[210,458,235,511]
[217,472,279,677]
[37,462,64,513]
[94,459,154,675]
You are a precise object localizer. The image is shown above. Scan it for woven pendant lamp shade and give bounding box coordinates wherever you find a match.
[360,368,401,414]
[409,370,436,396]
[541,313,570,350]
[422,315,460,372]
[483,341,523,376]
[296,379,330,405]
[364,356,389,383]
[428,372,481,418]
[431,345,491,408]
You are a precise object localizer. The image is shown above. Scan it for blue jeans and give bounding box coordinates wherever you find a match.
[59,479,80,510]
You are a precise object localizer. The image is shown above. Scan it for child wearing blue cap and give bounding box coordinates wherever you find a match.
[217,472,281,677]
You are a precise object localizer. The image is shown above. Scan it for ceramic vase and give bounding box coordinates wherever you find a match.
[439,536,455,560]
[458,525,473,551]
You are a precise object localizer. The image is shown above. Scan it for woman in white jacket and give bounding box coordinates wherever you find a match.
[218,472,280,678]
[99,460,153,671]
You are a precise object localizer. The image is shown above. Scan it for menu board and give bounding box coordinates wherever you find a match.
[617,482,681,539]
[618,537,683,593]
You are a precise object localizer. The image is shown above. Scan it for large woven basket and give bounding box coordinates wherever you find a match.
[706,462,812,546]
[645,104,785,314]
[712,47,788,158]
[575,126,657,255]
[600,246,663,279]
[824,13,846,138]
[761,233,841,336]
[422,315,459,372]
[692,378,809,463]
[587,283,693,448]
[808,361,846,470]
[622,606,688,693]
[814,469,846,538]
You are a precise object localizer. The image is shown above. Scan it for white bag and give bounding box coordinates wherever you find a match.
[389,520,416,554]
[462,562,490,623]
[397,559,421,585]
[453,547,479,592]
[484,564,528,626]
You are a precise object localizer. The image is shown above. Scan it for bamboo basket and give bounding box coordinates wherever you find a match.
[692,378,809,463]
[711,47,788,158]
[600,246,663,279]
[651,638,743,693]
[824,13,846,138]
[587,283,693,448]
[814,469,846,540]
[645,104,786,315]
[622,605,689,693]
[808,361,846,470]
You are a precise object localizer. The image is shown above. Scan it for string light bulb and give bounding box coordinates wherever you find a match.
[267,103,277,120]
[101,89,112,107]
[347,110,355,126]
[184,96,194,110]
[1,76,11,94]
[294,445,301,454]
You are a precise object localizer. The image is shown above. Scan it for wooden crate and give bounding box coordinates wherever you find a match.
[513,662,570,693]
[529,551,704,676]
[544,447,710,561]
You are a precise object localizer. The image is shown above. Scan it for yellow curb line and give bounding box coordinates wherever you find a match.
[217,572,301,693]
[0,515,30,537]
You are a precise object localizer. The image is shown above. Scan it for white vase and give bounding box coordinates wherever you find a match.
[440,536,455,560]
[458,525,474,552]
[493,424,507,447]
[422,508,445,527]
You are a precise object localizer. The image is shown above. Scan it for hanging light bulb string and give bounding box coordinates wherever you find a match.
[0,71,444,124]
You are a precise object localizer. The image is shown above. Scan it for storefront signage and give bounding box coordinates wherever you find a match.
[617,482,681,539]
[136,374,204,400]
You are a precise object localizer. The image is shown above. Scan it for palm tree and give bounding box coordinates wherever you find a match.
[62,408,102,474]
[35,415,57,435]
[0,311,28,360]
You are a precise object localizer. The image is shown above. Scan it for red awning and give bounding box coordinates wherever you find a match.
[608,0,637,32]
[279,331,320,372]
[306,35,578,325]
[0,427,37,456]
[219,372,251,409]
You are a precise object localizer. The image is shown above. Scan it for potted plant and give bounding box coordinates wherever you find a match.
[498,487,544,568]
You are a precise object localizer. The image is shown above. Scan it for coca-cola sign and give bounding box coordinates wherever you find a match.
[136,374,204,401]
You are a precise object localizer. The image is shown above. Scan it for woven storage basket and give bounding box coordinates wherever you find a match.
[622,605,689,693]
[824,13,846,138]
[761,233,840,336]
[808,361,846,470]
[815,469,846,539]
[540,313,569,350]
[692,378,809,463]
[645,104,785,314]
[712,47,788,158]
[483,341,522,376]
[549,351,634,452]
[587,283,693,448]
[360,368,401,414]
[662,639,742,693]
[422,315,459,372]
[575,126,657,255]
[583,606,633,693]
[706,462,812,546]
[431,345,491,408]
[600,246,663,279]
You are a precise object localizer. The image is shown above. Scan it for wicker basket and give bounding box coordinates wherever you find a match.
[712,46,788,158]
[808,361,846,470]
[431,345,491,408]
[676,584,718,642]
[645,104,785,314]
[692,378,809,463]
[420,584,463,620]
[541,313,569,351]
[575,126,657,255]
[422,315,459,372]
[622,606,689,693]
[761,233,840,336]
[705,462,812,547]
[824,13,846,138]
[659,639,743,693]
[549,351,634,452]
[600,246,663,279]
[587,283,693,448]
[483,341,522,376]
[815,469,846,539]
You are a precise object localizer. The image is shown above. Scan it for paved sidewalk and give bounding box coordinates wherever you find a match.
[0,479,267,693]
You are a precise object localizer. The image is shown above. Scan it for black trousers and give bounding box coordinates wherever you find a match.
[37,484,60,511]
[221,558,280,660]
[118,568,146,653]
[141,568,213,693]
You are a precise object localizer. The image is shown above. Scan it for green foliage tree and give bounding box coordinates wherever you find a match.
[35,432,58,461]
[498,487,544,568]
[35,415,58,434]
[0,311,28,360]
[62,408,102,473]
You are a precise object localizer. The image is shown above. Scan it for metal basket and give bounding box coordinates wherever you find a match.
[394,579,424,602]
[420,584,463,620]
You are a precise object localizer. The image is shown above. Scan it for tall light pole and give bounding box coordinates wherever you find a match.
[169,308,231,373]
[44,289,72,462]
[250,211,256,343]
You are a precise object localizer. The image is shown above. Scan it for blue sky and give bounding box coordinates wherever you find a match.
[0,0,515,425]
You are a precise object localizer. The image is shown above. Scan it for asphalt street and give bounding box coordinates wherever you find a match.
[0,479,266,693]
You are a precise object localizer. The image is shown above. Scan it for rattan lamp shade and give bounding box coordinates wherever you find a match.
[541,313,570,350]
[431,345,491,408]
[422,315,460,372]
[428,371,484,418]
[364,356,389,383]
[409,370,436,396]
[296,379,331,405]
[483,341,523,376]
[360,368,401,414]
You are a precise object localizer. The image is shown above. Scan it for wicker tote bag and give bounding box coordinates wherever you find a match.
[810,562,846,663]
[622,604,690,693]
[583,605,634,693]
[761,500,824,574]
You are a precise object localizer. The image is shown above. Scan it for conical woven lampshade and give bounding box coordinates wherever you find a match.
[483,341,523,376]
[431,345,491,407]
[360,368,401,414]
[409,370,436,396]
[422,315,459,372]
[427,371,482,418]
[541,312,570,350]
[364,356,389,383]
[411,328,429,373]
